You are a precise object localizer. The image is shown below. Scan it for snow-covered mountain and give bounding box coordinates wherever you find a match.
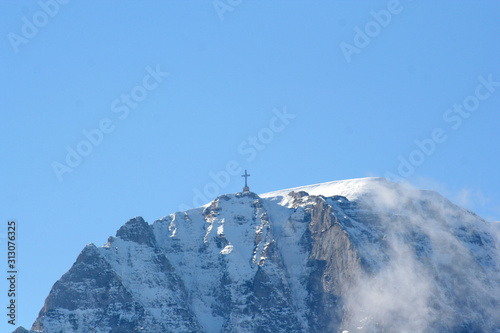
[24,178,500,332]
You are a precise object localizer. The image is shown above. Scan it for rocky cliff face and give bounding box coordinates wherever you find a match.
[27,178,500,332]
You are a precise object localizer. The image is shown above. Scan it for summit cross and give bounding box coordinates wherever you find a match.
[242,169,250,192]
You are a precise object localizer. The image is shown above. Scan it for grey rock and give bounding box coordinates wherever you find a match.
[115,216,155,247]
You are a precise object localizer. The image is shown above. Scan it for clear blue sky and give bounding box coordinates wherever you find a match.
[1,0,499,330]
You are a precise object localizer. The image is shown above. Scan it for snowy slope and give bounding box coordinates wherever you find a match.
[27,178,500,333]
[261,177,392,200]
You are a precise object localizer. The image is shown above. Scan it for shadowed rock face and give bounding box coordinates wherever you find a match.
[31,244,144,333]
[26,179,500,333]
[115,216,156,247]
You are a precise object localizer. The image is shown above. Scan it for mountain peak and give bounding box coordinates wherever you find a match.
[27,177,500,332]
[115,216,155,247]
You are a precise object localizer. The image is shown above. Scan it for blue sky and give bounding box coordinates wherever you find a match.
[1,0,500,330]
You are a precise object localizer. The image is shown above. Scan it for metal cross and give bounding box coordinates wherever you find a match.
[242,169,250,187]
